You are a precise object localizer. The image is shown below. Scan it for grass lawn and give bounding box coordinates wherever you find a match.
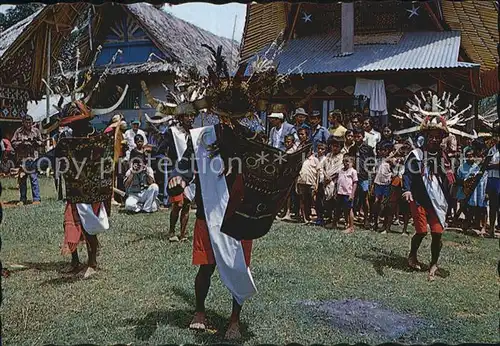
[1,177,498,345]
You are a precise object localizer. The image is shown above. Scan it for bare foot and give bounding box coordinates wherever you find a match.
[169,235,180,242]
[343,227,354,234]
[408,257,422,271]
[189,312,207,330]
[82,266,97,279]
[428,264,438,281]
[225,321,242,340]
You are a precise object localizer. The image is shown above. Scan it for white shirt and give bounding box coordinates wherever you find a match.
[487,145,499,179]
[125,129,148,151]
[364,129,381,149]
[272,125,283,149]
[297,154,320,186]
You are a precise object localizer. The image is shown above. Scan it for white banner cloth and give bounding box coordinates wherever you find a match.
[190,126,257,305]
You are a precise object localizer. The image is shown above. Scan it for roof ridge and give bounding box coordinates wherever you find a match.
[123,2,239,74]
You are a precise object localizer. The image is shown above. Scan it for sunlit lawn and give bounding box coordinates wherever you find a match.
[1,176,498,345]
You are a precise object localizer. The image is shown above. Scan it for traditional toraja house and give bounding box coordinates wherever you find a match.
[0,4,87,136]
[54,2,239,129]
[238,1,498,131]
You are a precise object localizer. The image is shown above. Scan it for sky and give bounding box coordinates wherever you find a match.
[165,3,246,42]
[0,3,247,42]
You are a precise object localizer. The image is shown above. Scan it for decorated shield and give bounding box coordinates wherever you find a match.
[217,123,312,240]
[55,134,115,204]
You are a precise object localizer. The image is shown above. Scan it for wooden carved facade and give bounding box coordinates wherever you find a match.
[0,36,39,121]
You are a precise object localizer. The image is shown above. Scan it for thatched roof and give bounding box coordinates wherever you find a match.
[0,4,88,99]
[56,3,240,78]
[0,10,43,59]
[123,3,240,74]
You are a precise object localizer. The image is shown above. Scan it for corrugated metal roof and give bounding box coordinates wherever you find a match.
[245,31,480,76]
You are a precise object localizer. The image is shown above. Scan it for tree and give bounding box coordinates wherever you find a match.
[0,4,45,31]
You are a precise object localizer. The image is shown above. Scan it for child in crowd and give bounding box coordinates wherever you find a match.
[279,134,299,221]
[296,146,320,224]
[372,141,395,233]
[297,128,309,150]
[388,143,411,235]
[314,142,327,225]
[285,134,297,154]
[456,146,489,234]
[321,136,345,228]
[333,156,358,233]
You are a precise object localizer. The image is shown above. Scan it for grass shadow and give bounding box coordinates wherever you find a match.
[124,287,254,343]
[125,232,167,245]
[356,247,429,276]
[19,261,69,272]
[40,275,82,286]
[2,261,70,276]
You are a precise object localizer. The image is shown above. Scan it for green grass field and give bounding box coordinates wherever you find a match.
[1,177,498,345]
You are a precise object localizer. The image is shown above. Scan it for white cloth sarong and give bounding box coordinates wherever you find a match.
[412,149,448,228]
[76,202,109,235]
[190,126,257,305]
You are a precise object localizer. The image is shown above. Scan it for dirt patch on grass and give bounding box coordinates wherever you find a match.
[301,299,426,339]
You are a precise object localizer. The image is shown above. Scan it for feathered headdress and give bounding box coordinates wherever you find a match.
[140,65,207,126]
[140,32,305,128]
[392,91,476,139]
[41,45,129,134]
[202,34,304,125]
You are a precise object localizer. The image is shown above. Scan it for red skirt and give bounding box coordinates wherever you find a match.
[62,202,101,255]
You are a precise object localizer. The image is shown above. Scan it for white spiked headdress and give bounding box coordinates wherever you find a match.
[392,91,477,139]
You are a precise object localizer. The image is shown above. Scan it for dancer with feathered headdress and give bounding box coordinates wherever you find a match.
[149,34,308,339]
[30,46,128,279]
[394,91,476,281]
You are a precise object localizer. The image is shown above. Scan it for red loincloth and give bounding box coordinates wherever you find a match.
[61,202,101,255]
[192,173,252,266]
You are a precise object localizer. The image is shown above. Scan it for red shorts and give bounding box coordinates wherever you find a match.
[192,218,253,266]
[169,193,184,203]
[409,201,444,234]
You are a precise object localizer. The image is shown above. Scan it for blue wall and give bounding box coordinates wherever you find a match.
[96,42,164,66]
[96,13,166,66]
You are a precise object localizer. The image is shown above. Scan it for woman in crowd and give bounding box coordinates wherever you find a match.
[381,126,395,144]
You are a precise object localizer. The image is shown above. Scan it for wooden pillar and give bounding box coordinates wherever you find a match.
[341,2,354,55]
[437,72,444,95]
[45,26,51,125]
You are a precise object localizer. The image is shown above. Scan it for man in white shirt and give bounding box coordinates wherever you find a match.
[362,117,381,149]
[124,120,148,159]
[124,153,159,213]
[267,111,299,151]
